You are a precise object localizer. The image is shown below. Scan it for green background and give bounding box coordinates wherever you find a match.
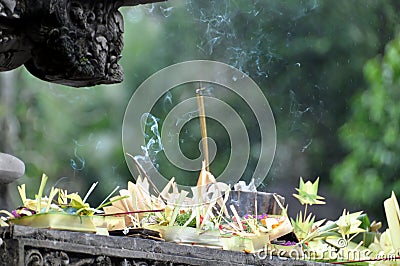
[1,0,400,222]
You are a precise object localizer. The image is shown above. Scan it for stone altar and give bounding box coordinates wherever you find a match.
[0,225,331,266]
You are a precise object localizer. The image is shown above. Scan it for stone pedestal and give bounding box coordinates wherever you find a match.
[0,225,331,266]
[0,153,25,210]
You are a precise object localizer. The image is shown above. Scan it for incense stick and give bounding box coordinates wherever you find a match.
[196,87,210,171]
[126,152,161,197]
[100,209,165,217]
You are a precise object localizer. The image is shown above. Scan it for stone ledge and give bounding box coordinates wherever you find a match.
[0,225,332,266]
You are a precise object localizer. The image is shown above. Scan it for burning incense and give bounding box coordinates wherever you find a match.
[196,87,210,171]
[126,152,161,197]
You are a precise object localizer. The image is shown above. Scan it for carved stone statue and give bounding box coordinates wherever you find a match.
[0,0,163,87]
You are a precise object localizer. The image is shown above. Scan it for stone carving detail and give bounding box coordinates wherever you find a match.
[25,249,114,266]
[0,0,28,72]
[24,248,188,266]
[26,0,125,87]
[118,260,151,266]
[0,0,161,87]
[25,249,44,266]
[118,259,187,266]
[43,251,70,265]
[94,255,112,266]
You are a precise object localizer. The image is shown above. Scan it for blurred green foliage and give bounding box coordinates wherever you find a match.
[0,0,399,217]
[332,34,400,218]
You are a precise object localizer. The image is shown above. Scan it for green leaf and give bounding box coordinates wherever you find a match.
[291,211,315,241]
[336,210,365,239]
[357,213,370,230]
[36,174,49,213]
[293,177,325,206]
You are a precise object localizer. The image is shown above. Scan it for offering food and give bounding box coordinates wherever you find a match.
[1,171,399,265]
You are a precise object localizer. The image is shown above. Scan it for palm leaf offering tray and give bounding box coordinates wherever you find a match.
[1,168,400,265]
[8,212,97,232]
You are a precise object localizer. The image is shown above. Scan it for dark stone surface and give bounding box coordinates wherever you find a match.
[0,0,164,87]
[0,225,332,266]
